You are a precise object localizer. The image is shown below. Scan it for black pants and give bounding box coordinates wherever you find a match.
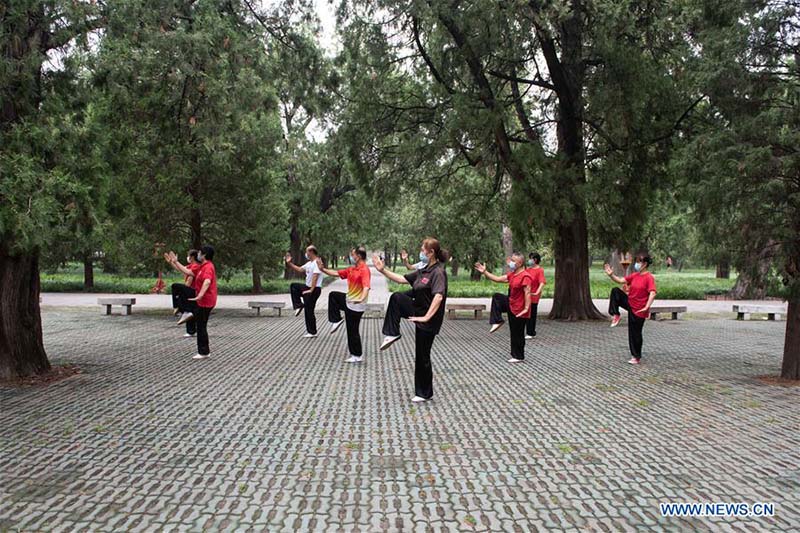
[196,306,213,355]
[171,283,196,334]
[382,292,436,399]
[291,283,322,334]
[415,328,436,399]
[490,293,526,360]
[526,303,539,336]
[608,287,646,359]
[328,292,364,356]
[382,291,414,337]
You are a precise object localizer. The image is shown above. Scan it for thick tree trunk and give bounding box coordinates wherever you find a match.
[451,259,460,277]
[501,224,513,258]
[283,220,303,280]
[252,262,262,294]
[550,215,603,320]
[0,245,51,380]
[190,208,202,249]
[716,260,730,279]
[782,299,800,380]
[609,250,626,277]
[83,253,94,289]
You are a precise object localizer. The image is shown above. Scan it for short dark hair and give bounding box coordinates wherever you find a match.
[529,252,541,264]
[354,246,367,260]
[188,249,199,261]
[201,245,215,261]
[639,255,652,266]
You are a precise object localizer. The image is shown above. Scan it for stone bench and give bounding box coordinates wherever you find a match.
[363,303,385,319]
[98,297,136,316]
[248,301,286,317]
[446,303,486,320]
[733,304,785,321]
[649,306,687,320]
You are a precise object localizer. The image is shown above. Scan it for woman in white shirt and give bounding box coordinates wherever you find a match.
[285,245,325,337]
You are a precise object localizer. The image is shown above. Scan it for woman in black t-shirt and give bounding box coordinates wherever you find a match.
[372,238,448,403]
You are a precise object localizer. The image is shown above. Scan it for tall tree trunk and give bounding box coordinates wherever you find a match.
[730,245,772,299]
[782,299,800,380]
[550,216,603,320]
[190,208,202,249]
[0,245,50,380]
[284,220,303,279]
[609,250,625,277]
[716,260,730,279]
[83,253,94,289]
[252,262,262,294]
[451,258,460,277]
[501,224,513,258]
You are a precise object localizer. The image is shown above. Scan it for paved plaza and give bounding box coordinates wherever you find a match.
[1,308,798,531]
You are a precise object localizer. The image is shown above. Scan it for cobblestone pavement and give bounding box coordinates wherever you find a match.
[1,309,798,532]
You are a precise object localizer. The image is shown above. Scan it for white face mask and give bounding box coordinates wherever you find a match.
[634,262,642,272]
[508,261,517,271]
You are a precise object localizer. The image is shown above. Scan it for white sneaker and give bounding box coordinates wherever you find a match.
[508,358,523,364]
[489,323,503,333]
[345,356,363,363]
[183,333,195,338]
[380,335,401,351]
[302,333,318,338]
[294,308,303,317]
[411,396,430,403]
[330,320,344,334]
[524,335,534,340]
[177,312,194,325]
[192,354,208,360]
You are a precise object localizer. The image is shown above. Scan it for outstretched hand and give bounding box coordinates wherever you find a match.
[164,251,178,264]
[408,315,430,323]
[315,257,325,270]
[372,254,385,272]
[285,253,292,264]
[474,262,486,274]
[400,250,408,261]
[603,263,613,276]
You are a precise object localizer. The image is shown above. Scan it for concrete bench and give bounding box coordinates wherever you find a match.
[363,303,385,319]
[733,304,785,321]
[98,297,136,316]
[649,306,687,320]
[248,301,286,317]
[446,303,486,320]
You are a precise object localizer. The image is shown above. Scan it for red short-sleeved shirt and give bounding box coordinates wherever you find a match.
[187,262,202,289]
[337,263,371,311]
[625,272,656,318]
[525,267,546,304]
[508,269,533,318]
[195,261,218,308]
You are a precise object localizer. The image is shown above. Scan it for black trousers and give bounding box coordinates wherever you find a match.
[196,306,213,355]
[382,292,436,399]
[526,302,539,336]
[328,292,364,356]
[490,293,527,360]
[291,283,322,334]
[415,328,436,399]
[608,287,646,359]
[171,283,196,334]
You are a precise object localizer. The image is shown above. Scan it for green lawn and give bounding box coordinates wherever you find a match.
[390,266,740,300]
[41,267,305,295]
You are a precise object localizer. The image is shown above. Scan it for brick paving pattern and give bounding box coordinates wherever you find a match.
[1,309,798,532]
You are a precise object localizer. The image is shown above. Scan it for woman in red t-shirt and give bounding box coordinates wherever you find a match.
[475,252,533,363]
[604,255,657,364]
[524,252,546,340]
[187,245,218,360]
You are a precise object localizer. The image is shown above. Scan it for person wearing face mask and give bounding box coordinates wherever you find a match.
[163,249,202,337]
[604,255,657,365]
[316,246,371,363]
[524,252,546,340]
[373,238,449,403]
[400,249,426,271]
[186,245,218,360]
[474,252,534,363]
[285,245,324,337]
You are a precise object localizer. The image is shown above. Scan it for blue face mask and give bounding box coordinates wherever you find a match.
[634,262,642,272]
[508,261,517,271]
[419,251,429,264]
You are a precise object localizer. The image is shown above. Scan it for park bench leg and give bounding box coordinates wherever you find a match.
[475,310,483,320]
[277,308,281,317]
[672,312,679,320]
[123,305,131,316]
[447,310,454,320]
[649,313,656,320]
[256,307,261,317]
[775,314,782,321]
[103,305,111,315]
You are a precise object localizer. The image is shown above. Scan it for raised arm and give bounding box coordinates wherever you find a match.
[373,255,409,284]
[603,263,626,285]
[474,262,508,283]
[164,251,193,277]
[315,258,339,278]
[284,253,305,274]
